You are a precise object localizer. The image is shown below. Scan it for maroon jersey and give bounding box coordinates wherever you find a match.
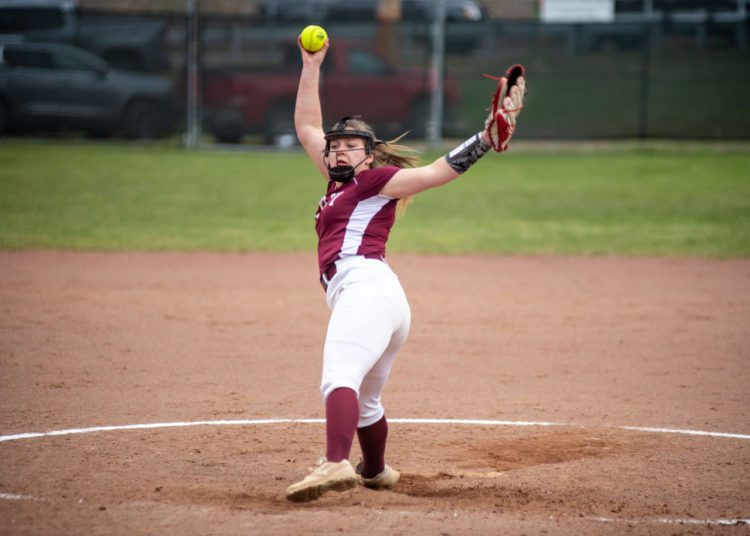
[315,166,400,275]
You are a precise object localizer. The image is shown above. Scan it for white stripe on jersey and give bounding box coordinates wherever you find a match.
[340,195,392,257]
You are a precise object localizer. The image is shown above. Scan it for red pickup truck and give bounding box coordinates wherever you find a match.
[200,39,461,145]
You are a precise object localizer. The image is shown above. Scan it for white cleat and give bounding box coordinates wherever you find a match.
[285,458,357,503]
[357,464,400,490]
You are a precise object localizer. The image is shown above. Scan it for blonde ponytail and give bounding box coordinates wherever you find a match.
[371,132,420,217]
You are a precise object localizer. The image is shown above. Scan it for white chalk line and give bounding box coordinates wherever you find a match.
[1,418,749,444]
[589,516,750,527]
[620,425,750,440]
[0,492,42,501]
[1,419,747,527]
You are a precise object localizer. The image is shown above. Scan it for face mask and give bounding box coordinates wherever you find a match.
[324,150,370,183]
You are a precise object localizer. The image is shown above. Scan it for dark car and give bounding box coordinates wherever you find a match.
[259,0,483,22]
[0,41,174,138]
[0,0,169,73]
[258,0,485,53]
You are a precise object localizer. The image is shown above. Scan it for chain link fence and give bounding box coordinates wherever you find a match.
[0,0,747,144]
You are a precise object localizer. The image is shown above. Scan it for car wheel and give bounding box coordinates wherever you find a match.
[406,97,455,139]
[0,101,8,137]
[87,127,114,139]
[122,99,160,139]
[405,97,430,139]
[214,130,243,144]
[264,102,297,148]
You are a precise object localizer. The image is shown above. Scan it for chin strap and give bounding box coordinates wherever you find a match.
[326,154,370,183]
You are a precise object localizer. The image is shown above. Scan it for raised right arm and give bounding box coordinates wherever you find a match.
[295,38,330,178]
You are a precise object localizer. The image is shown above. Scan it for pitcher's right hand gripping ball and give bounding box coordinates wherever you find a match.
[484,64,526,152]
[299,25,328,53]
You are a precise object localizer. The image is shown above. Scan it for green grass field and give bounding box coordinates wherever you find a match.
[0,139,748,257]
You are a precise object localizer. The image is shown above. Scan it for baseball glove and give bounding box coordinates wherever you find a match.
[484,64,526,152]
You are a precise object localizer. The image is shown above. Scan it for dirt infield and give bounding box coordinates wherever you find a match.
[1,252,748,535]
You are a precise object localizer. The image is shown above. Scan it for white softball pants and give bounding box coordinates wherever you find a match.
[320,256,411,428]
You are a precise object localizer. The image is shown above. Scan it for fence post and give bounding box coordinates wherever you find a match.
[184,0,201,149]
[427,0,446,147]
[638,22,652,139]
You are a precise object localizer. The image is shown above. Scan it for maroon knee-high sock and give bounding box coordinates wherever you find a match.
[325,387,359,462]
[356,415,388,478]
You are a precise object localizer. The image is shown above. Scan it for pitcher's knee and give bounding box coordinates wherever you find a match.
[358,401,384,428]
[321,377,360,401]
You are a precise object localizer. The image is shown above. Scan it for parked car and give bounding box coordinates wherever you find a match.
[257,0,485,53]
[0,41,175,138]
[200,39,461,145]
[259,0,483,23]
[0,0,169,73]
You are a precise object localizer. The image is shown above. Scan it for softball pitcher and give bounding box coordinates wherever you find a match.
[286,36,526,503]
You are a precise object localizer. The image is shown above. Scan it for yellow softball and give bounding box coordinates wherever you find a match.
[299,25,327,53]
